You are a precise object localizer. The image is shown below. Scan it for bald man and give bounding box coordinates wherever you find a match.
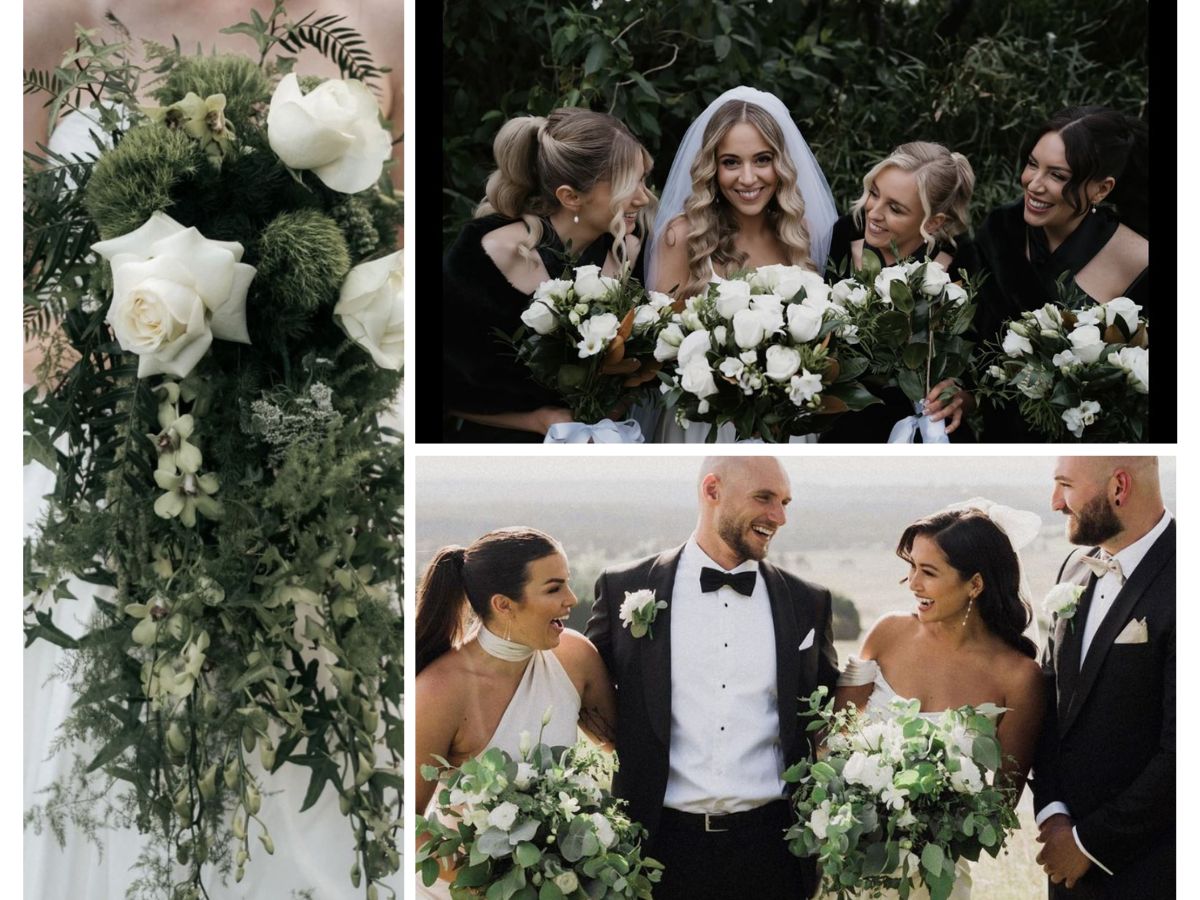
[585,457,839,900]
[1033,456,1175,899]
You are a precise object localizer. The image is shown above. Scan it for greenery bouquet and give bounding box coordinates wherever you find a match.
[784,689,1018,900]
[24,3,402,897]
[416,729,662,899]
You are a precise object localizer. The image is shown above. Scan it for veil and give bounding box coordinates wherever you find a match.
[645,85,838,290]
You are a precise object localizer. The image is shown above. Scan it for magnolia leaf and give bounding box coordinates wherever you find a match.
[921,843,945,878]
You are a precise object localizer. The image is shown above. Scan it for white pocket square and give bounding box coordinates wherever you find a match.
[1114,617,1148,645]
[798,628,815,652]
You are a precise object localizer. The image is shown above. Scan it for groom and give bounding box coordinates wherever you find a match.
[585,456,839,900]
[1033,456,1175,898]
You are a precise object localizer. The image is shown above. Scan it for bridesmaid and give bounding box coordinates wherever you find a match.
[822,142,977,441]
[442,109,655,441]
[973,105,1148,441]
[646,86,837,442]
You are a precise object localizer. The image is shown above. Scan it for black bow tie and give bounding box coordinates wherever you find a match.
[700,566,757,596]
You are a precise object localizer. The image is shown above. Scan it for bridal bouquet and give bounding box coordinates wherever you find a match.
[826,254,978,442]
[24,4,401,896]
[654,265,877,442]
[783,689,1018,900]
[975,296,1148,441]
[505,264,668,441]
[416,730,662,899]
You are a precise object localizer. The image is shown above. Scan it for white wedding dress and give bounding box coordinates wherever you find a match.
[831,657,979,900]
[24,109,401,899]
[417,648,581,899]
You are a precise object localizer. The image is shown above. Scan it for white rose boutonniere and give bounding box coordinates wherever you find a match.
[1042,583,1085,630]
[618,589,667,639]
[333,251,403,370]
[267,73,392,194]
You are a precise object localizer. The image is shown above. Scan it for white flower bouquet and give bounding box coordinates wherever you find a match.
[783,688,1018,900]
[975,292,1148,441]
[506,265,668,431]
[655,265,877,441]
[416,732,662,899]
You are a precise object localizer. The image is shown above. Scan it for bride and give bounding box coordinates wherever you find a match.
[644,85,838,443]
[833,501,1046,899]
[414,527,617,898]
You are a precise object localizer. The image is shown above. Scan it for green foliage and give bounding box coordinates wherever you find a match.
[256,209,353,314]
[151,54,273,124]
[442,0,1147,245]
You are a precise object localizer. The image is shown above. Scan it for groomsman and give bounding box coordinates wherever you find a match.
[1034,456,1175,898]
[585,456,840,900]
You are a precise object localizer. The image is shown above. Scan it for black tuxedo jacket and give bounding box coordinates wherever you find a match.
[1032,520,1175,899]
[584,545,840,839]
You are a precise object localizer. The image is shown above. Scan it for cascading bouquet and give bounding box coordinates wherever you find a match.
[974,291,1148,442]
[506,264,668,442]
[654,265,877,442]
[828,253,978,442]
[24,4,402,898]
[783,689,1018,900]
[415,727,663,899]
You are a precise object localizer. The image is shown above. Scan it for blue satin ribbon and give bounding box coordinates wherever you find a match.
[544,418,645,443]
[887,400,949,444]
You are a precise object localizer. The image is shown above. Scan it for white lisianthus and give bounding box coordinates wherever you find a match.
[839,323,861,344]
[714,279,752,319]
[1108,346,1149,393]
[520,299,558,335]
[94,211,254,378]
[486,801,520,831]
[1033,303,1064,335]
[1104,296,1142,333]
[880,784,909,810]
[633,305,659,331]
[919,260,951,296]
[533,278,573,307]
[944,282,968,307]
[788,369,823,406]
[874,266,908,303]
[809,802,832,840]
[764,345,802,382]
[739,350,758,365]
[987,365,1007,381]
[949,758,983,794]
[713,325,728,347]
[568,310,581,326]
[575,313,620,358]
[680,301,704,332]
[732,308,768,349]
[462,807,491,831]
[718,357,745,380]
[1002,329,1034,358]
[831,278,869,307]
[266,73,391,193]
[1068,325,1105,364]
[680,358,719,399]
[786,303,823,343]
[1042,583,1084,620]
[1052,349,1081,368]
[896,808,917,828]
[1062,400,1101,438]
[648,290,674,310]
[1074,307,1103,327]
[513,761,536,790]
[590,812,617,849]
[676,330,712,368]
[654,323,685,361]
[558,792,580,816]
[573,264,619,302]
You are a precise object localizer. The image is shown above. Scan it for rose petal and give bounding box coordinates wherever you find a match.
[208,263,254,344]
[92,211,185,260]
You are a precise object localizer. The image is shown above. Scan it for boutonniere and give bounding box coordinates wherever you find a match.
[618,589,667,639]
[1042,583,1084,632]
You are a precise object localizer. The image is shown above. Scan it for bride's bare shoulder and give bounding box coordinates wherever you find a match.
[859,611,916,658]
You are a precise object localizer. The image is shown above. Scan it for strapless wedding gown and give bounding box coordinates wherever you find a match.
[417,649,582,899]
[830,657,979,900]
[24,109,401,899]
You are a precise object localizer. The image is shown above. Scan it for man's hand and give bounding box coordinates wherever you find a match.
[1036,813,1092,889]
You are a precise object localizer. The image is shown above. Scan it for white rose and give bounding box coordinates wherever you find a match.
[718,357,745,380]
[764,345,802,382]
[1062,400,1101,438]
[680,301,704,332]
[533,278,574,307]
[749,298,785,338]
[487,801,520,831]
[680,357,718,399]
[786,304,823,343]
[1033,303,1063,334]
[590,812,617,849]
[633,304,659,331]
[788,369,823,406]
[554,872,580,895]
[676,329,712,368]
[1104,296,1142,333]
[739,350,758,365]
[648,290,674,310]
[654,323,685,361]
[94,211,255,378]
[732,308,767,349]
[713,325,728,347]
[1002,329,1034,358]
[714,279,752,319]
[520,299,558,335]
[944,282,968,306]
[333,252,403,370]
[874,266,908,303]
[1108,346,1149,393]
[831,278,869,307]
[575,313,620,358]
[574,264,619,302]
[267,73,391,193]
[1042,583,1084,619]
[919,260,950,296]
[1068,325,1105,364]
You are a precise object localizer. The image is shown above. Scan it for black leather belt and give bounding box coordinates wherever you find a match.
[659,799,791,834]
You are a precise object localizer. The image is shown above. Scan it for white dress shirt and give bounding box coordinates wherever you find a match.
[1035,510,1173,874]
[662,536,783,813]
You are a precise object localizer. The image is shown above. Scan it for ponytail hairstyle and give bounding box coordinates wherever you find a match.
[851,141,975,253]
[473,108,656,268]
[678,100,814,300]
[896,509,1037,659]
[415,527,564,674]
[1024,105,1149,237]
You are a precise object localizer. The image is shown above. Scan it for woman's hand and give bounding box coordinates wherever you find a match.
[534,406,575,435]
[923,379,975,434]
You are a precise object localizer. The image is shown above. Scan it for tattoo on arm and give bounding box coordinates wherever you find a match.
[579,703,617,745]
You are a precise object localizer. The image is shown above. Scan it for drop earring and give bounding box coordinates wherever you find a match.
[573,214,579,225]
[503,616,512,642]
[962,594,975,628]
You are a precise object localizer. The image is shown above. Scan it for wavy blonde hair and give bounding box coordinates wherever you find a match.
[676,100,813,300]
[851,141,975,253]
[474,108,655,270]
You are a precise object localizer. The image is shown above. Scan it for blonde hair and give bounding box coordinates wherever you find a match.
[677,101,814,301]
[474,108,655,268]
[851,141,975,253]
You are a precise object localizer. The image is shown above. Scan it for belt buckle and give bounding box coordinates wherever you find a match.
[703,812,728,833]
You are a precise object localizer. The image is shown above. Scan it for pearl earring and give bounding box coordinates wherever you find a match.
[503,617,512,642]
[962,594,976,628]
[573,214,579,225]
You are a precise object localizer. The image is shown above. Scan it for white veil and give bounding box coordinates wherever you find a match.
[645,85,838,290]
